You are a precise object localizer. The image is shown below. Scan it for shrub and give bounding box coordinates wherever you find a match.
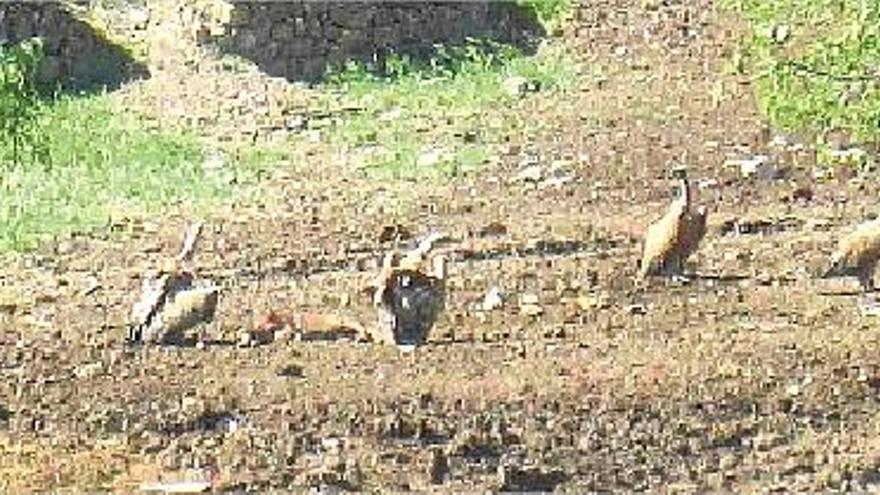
[0,37,48,168]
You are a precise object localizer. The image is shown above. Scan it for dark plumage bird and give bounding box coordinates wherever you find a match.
[372,232,448,349]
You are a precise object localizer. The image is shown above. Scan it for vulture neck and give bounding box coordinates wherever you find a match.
[672,177,691,213]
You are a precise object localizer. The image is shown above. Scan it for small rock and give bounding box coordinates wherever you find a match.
[237,326,274,347]
[34,290,59,304]
[860,300,880,317]
[277,364,304,378]
[813,167,834,181]
[82,275,100,296]
[520,293,539,305]
[769,134,792,148]
[139,480,211,494]
[726,155,776,180]
[516,165,543,183]
[502,76,539,97]
[56,240,74,255]
[720,453,739,470]
[539,175,575,190]
[478,221,508,238]
[379,224,412,243]
[698,178,720,190]
[772,24,790,43]
[321,436,343,452]
[502,76,527,97]
[74,362,103,379]
[756,272,773,286]
[201,151,225,171]
[286,115,308,130]
[575,294,610,311]
[520,305,543,317]
[416,148,444,168]
[790,186,813,202]
[499,463,567,492]
[752,432,782,451]
[626,304,647,315]
[519,294,543,317]
[827,147,870,167]
[0,300,16,315]
[480,287,504,311]
[378,108,403,122]
[129,6,151,30]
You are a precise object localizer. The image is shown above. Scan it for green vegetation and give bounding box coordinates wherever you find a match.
[0,39,283,251]
[0,95,199,251]
[319,40,580,179]
[721,0,880,149]
[0,0,580,251]
[0,92,289,251]
[0,38,48,168]
[519,0,574,31]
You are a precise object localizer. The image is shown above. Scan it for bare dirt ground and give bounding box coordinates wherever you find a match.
[4,0,880,493]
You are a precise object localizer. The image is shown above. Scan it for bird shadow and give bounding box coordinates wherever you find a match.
[636,272,749,291]
[298,329,362,342]
[816,289,874,297]
[199,338,239,347]
[690,272,750,283]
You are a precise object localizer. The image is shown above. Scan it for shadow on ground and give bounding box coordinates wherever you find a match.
[212,1,546,83]
[0,2,149,94]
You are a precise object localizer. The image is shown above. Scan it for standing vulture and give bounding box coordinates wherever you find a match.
[639,170,708,281]
[372,232,449,349]
[822,217,880,293]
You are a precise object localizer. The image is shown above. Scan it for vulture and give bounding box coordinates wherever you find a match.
[821,217,880,293]
[639,170,708,280]
[372,231,449,349]
[128,221,219,345]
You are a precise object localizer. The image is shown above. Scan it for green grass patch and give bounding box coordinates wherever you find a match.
[721,0,880,146]
[0,93,284,252]
[317,40,580,180]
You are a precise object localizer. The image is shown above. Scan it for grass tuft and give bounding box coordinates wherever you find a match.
[0,94,287,252]
[318,40,580,180]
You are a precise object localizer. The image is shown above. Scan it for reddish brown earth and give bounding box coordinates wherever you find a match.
[4,1,880,493]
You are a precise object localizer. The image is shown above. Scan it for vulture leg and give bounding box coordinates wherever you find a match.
[857,262,876,293]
